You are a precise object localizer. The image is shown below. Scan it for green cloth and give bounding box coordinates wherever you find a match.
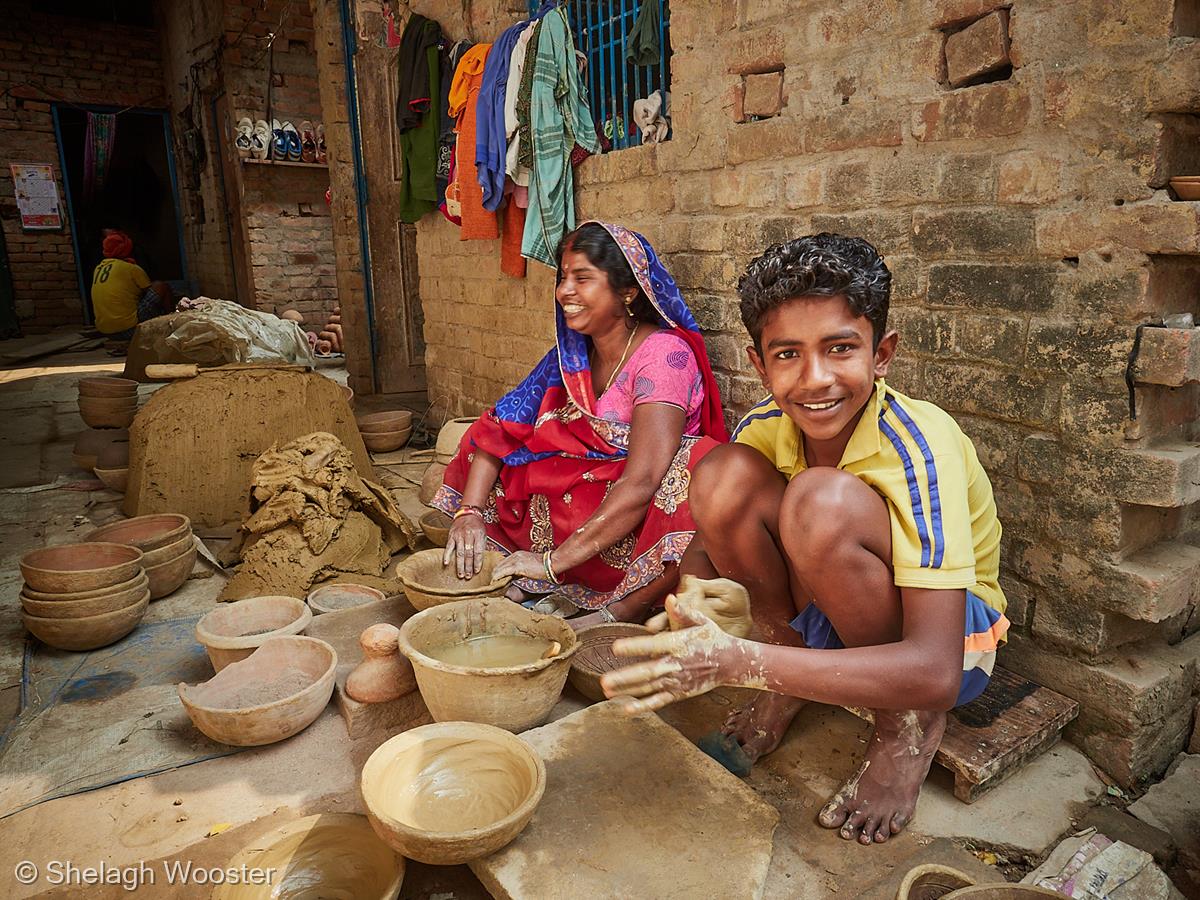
[522,8,600,268]
[625,1,661,66]
[398,22,441,224]
[515,18,542,174]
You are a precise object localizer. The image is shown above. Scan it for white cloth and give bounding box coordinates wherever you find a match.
[633,90,671,144]
[504,24,536,187]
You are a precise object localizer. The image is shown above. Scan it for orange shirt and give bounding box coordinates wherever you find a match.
[449,44,498,241]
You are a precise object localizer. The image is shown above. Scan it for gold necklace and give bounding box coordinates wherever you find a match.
[599,325,639,395]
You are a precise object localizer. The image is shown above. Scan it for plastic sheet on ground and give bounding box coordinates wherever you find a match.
[165,297,315,367]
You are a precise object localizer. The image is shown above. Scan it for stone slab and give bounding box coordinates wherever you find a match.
[469,702,779,900]
[1077,805,1178,867]
[1129,754,1200,868]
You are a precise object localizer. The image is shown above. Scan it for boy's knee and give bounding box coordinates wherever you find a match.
[692,444,783,524]
[780,468,886,561]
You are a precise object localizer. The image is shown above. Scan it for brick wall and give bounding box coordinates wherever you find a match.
[0,3,166,331]
[376,0,1200,786]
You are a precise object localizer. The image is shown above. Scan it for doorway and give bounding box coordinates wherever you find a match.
[52,106,190,325]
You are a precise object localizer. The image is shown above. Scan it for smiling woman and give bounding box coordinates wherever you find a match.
[430,222,728,627]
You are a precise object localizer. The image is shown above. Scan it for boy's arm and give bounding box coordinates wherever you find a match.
[603,587,965,713]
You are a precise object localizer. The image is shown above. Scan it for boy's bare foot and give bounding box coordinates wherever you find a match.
[720,691,807,764]
[818,708,946,845]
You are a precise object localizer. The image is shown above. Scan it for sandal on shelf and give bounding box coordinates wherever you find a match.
[251,120,271,160]
[316,122,327,164]
[299,120,317,163]
[282,121,302,161]
[235,117,253,158]
[271,118,289,161]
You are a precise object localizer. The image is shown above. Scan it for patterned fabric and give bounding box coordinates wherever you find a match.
[84,112,116,204]
[595,331,704,436]
[431,224,728,609]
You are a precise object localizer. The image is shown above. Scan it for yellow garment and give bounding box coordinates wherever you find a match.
[732,379,1006,616]
[447,43,491,118]
[91,257,149,334]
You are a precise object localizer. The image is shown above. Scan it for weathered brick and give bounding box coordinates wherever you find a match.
[931,0,1008,28]
[912,81,1031,141]
[926,262,1057,312]
[945,10,1011,88]
[1037,200,1200,256]
[958,315,1027,366]
[742,71,784,118]
[913,208,1035,255]
[890,307,957,355]
[783,167,823,209]
[1134,326,1200,386]
[805,103,903,153]
[1025,321,1135,378]
[935,153,998,203]
[998,152,1063,204]
[810,210,912,254]
[924,363,1058,426]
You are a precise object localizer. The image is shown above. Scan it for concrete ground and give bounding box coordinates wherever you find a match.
[0,338,1134,898]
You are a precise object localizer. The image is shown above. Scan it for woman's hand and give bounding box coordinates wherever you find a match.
[444,513,487,578]
[493,550,548,581]
[600,593,765,714]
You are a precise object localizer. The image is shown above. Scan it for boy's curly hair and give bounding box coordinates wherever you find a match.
[737,233,891,350]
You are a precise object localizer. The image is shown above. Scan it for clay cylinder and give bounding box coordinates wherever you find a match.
[346,624,416,703]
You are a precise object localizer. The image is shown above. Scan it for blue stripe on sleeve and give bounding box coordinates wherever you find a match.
[878,412,932,568]
[887,395,945,568]
[731,408,782,440]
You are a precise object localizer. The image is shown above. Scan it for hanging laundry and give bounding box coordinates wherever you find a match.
[449,44,498,240]
[84,112,116,205]
[522,7,600,267]
[436,39,470,212]
[504,20,537,206]
[514,18,542,177]
[396,14,444,223]
[625,0,662,66]
[475,19,529,212]
[633,89,670,144]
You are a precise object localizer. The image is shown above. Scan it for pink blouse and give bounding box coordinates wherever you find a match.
[594,331,705,436]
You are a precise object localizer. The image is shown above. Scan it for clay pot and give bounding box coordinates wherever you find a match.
[21,577,150,619]
[434,417,476,465]
[942,887,1067,900]
[78,376,138,398]
[568,622,653,702]
[196,595,313,671]
[72,428,128,472]
[21,569,145,603]
[96,440,130,469]
[360,721,546,865]
[93,466,129,493]
[398,598,578,732]
[85,513,191,551]
[357,410,414,433]
[78,396,138,429]
[395,549,512,611]
[361,427,412,453]
[145,544,197,599]
[22,594,149,651]
[1169,177,1200,201]
[418,510,452,547]
[141,533,194,567]
[178,636,337,746]
[212,813,404,900]
[346,624,416,703]
[20,542,144,594]
[418,463,447,506]
[896,863,976,900]
[306,583,386,615]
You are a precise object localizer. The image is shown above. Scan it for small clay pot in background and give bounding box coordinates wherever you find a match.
[346,623,416,703]
[419,462,447,506]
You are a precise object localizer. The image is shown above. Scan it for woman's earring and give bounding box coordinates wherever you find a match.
[625,297,635,318]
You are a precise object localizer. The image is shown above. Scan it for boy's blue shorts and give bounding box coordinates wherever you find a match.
[789,590,1002,707]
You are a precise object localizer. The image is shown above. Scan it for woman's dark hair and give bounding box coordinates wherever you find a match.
[557,224,659,325]
[738,233,891,350]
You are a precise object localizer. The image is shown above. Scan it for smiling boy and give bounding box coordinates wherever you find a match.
[603,234,1009,845]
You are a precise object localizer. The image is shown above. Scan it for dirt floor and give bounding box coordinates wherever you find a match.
[0,336,1161,899]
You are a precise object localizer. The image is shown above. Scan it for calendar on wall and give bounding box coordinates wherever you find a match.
[10,164,63,230]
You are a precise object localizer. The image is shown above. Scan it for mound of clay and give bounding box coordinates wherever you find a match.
[219,431,417,601]
[124,368,372,528]
[122,313,197,382]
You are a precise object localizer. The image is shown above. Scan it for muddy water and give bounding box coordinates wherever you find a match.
[426,634,554,668]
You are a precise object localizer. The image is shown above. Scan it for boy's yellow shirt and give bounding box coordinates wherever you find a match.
[91,257,150,334]
[732,379,1006,616]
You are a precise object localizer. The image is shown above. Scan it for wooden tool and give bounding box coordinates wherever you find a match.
[145,363,309,380]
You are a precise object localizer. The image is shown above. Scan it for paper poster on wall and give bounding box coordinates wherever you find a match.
[10,164,63,230]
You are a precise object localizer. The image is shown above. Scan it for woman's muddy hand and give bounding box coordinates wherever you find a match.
[444,514,486,578]
[601,593,763,714]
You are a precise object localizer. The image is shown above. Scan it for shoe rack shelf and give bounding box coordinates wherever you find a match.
[241,158,328,169]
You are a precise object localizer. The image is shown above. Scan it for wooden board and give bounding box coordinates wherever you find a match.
[849,666,1079,803]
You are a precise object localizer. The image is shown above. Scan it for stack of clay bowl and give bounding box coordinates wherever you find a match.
[357,410,412,453]
[71,427,128,474]
[19,543,149,651]
[77,376,138,429]
[84,514,196,600]
[92,434,131,492]
[395,548,511,611]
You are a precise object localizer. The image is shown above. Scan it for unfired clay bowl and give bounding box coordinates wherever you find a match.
[568,622,653,702]
[145,544,197,599]
[177,636,336,746]
[93,466,129,493]
[140,533,194,567]
[362,427,412,453]
[418,510,452,547]
[77,376,138,397]
[395,549,511,611]
[77,396,137,429]
[196,595,313,671]
[357,410,413,433]
[21,574,149,618]
[212,813,404,900]
[85,513,191,551]
[22,594,149,651]
[398,597,578,732]
[360,721,545,865]
[72,428,128,472]
[19,543,144,594]
[21,569,146,603]
[306,583,386,615]
[96,439,130,469]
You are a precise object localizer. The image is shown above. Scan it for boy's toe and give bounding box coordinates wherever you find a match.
[818,801,848,829]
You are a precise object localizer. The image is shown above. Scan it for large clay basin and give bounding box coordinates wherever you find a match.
[305,583,386,616]
[395,548,511,611]
[361,427,411,453]
[357,410,413,433]
[196,595,313,671]
[145,544,197,599]
[212,813,404,900]
[21,569,145,602]
[568,622,653,702]
[360,721,545,865]
[21,574,149,618]
[85,513,191,551]
[78,376,138,397]
[434,417,476,465]
[20,543,144,594]
[177,636,337,746]
[418,509,452,547]
[22,594,149,651]
[397,598,578,732]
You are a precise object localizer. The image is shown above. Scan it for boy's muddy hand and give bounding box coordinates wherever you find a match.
[644,574,754,638]
[602,594,763,714]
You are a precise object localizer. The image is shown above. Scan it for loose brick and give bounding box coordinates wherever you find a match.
[1134,326,1200,386]
[945,10,1011,89]
[742,71,784,119]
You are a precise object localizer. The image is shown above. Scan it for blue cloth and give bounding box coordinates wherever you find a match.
[476,20,529,211]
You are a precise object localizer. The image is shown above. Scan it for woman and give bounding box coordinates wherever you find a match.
[431,222,727,627]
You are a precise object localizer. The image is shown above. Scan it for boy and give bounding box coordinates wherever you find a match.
[91,230,173,340]
[602,234,1009,846]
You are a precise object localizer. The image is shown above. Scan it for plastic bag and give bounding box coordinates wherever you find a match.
[164,297,316,367]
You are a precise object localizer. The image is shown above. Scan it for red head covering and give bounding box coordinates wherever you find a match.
[102,231,134,261]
